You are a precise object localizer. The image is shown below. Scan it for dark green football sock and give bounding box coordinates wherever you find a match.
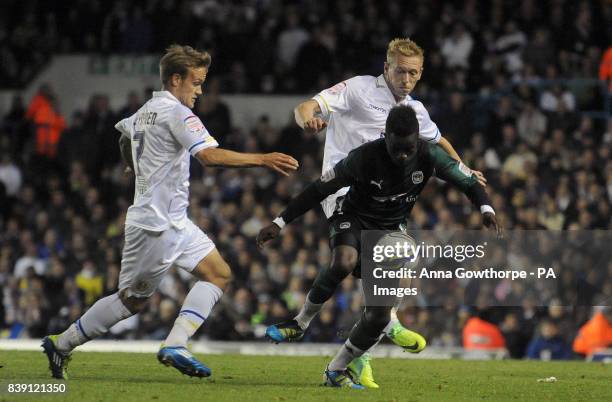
[308,266,351,304]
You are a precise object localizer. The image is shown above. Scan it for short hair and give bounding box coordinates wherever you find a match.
[386,105,419,137]
[159,44,211,85]
[386,38,424,64]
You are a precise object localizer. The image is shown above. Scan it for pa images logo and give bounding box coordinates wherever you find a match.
[412,171,423,184]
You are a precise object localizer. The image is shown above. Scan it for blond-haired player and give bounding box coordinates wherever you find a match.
[265,38,485,388]
[43,45,298,380]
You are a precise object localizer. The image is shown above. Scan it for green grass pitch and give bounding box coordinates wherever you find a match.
[0,351,610,401]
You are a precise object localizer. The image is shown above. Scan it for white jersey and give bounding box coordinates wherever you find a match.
[115,91,218,231]
[313,74,441,217]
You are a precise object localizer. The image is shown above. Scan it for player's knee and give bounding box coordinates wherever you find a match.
[364,307,391,332]
[207,261,232,290]
[118,289,149,313]
[331,249,358,274]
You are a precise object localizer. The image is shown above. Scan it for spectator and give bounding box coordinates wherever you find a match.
[0,154,22,197]
[599,46,612,91]
[440,22,474,70]
[572,309,612,357]
[25,84,66,160]
[527,320,573,360]
[494,21,527,74]
[463,314,506,350]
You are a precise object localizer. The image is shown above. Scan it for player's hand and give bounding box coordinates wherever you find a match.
[472,170,487,187]
[256,223,282,249]
[261,153,299,176]
[303,117,327,134]
[483,212,503,238]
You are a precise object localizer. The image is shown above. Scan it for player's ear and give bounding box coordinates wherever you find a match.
[383,61,389,74]
[170,73,182,88]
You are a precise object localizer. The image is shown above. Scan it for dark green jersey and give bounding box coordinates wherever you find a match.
[280,138,489,229]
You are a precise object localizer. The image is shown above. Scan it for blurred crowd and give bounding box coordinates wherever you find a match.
[2,0,612,94]
[1,0,611,360]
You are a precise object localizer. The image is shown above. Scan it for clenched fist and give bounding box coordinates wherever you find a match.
[483,212,503,238]
[303,117,327,135]
[256,223,282,249]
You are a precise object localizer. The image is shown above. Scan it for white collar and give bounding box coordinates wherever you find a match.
[152,90,181,104]
[376,74,408,104]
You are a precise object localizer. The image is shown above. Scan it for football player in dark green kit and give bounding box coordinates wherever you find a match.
[257,104,501,389]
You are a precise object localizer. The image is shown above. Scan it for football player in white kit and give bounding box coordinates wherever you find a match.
[265,38,485,388]
[42,45,298,380]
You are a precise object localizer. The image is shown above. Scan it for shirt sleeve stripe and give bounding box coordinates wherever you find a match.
[313,94,331,115]
[188,140,206,152]
[427,129,441,143]
[184,115,198,122]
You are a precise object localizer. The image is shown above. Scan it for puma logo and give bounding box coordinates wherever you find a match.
[370,179,383,189]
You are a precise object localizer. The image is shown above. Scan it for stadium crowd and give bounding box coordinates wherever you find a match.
[2,0,612,92]
[1,0,611,360]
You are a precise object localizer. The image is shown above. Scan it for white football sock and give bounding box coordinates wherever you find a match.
[164,281,223,347]
[294,293,323,330]
[384,319,400,336]
[56,292,133,352]
[328,340,366,371]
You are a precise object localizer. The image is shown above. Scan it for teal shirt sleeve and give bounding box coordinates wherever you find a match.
[427,143,478,191]
[280,148,363,223]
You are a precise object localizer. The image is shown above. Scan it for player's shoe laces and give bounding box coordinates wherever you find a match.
[347,354,379,389]
[157,346,212,378]
[42,335,71,380]
[265,319,305,343]
[324,366,365,390]
[387,322,427,353]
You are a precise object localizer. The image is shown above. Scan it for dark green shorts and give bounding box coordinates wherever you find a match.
[328,212,405,278]
[328,212,380,278]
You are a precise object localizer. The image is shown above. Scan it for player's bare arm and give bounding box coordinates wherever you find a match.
[437,136,486,186]
[294,99,327,134]
[118,133,134,172]
[196,148,298,176]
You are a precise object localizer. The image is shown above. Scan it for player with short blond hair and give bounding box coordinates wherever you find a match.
[42,44,298,380]
[266,38,486,388]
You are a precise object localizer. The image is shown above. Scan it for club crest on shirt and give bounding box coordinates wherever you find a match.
[327,82,347,95]
[134,279,149,293]
[412,171,424,184]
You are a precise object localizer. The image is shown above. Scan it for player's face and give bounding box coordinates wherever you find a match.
[385,132,418,166]
[384,55,423,99]
[173,67,208,109]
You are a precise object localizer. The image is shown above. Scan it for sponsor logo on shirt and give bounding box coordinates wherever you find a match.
[368,104,387,113]
[371,193,419,203]
[412,171,424,184]
[339,222,351,229]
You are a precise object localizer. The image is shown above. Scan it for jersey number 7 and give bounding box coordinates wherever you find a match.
[133,130,145,174]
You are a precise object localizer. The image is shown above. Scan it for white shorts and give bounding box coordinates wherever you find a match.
[119,219,215,297]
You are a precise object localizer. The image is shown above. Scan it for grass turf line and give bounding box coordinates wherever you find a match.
[0,351,610,401]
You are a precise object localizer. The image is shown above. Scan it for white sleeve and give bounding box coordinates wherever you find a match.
[411,101,441,144]
[115,117,133,138]
[170,105,219,156]
[312,78,355,117]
